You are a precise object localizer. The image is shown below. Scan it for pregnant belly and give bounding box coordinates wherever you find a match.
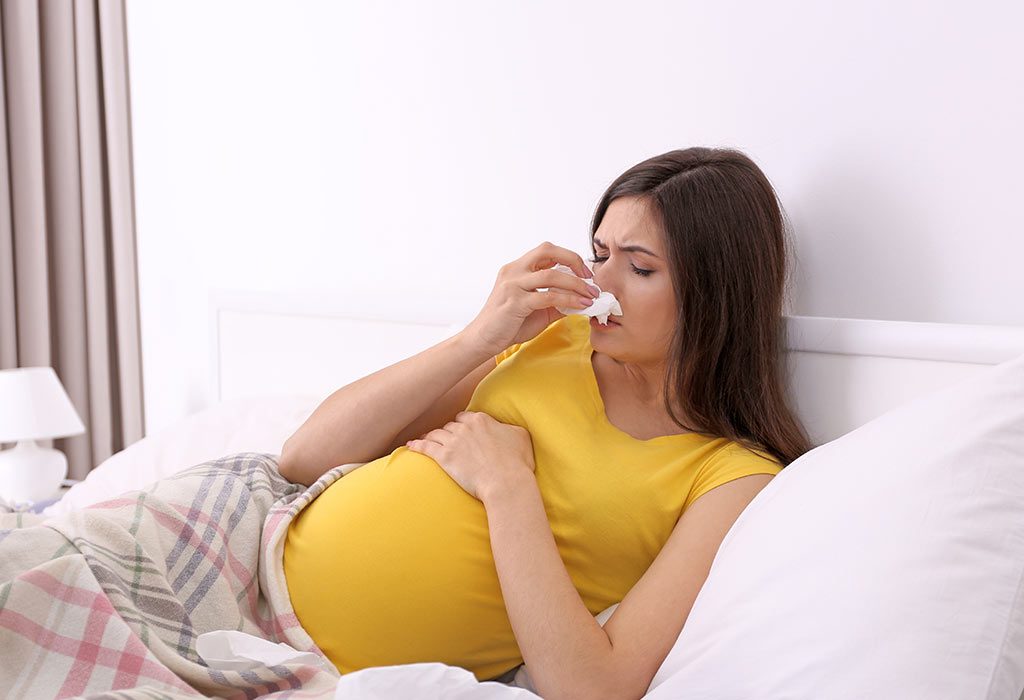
[283,447,523,681]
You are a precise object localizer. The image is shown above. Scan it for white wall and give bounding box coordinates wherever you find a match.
[126,0,1024,436]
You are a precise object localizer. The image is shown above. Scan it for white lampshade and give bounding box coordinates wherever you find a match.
[0,367,86,441]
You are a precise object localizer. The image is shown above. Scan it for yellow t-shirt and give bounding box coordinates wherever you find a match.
[283,314,783,681]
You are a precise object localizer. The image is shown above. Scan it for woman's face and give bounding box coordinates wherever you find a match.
[588,195,677,369]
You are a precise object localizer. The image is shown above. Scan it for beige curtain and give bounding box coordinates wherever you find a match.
[0,0,144,480]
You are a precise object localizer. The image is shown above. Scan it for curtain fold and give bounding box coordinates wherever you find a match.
[0,0,144,480]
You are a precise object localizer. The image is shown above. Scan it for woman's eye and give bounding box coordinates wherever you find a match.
[587,255,652,277]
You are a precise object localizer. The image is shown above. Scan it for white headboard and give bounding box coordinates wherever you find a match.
[209,289,1024,449]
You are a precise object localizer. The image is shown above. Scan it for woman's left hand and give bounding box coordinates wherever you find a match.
[405,411,536,502]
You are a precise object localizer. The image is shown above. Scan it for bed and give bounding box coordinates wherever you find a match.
[5,288,1024,699]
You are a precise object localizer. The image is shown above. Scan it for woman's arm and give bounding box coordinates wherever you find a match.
[481,474,616,700]
[279,331,496,486]
[281,242,596,486]
[481,470,777,700]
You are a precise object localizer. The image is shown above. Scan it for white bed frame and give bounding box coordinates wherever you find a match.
[208,289,1024,448]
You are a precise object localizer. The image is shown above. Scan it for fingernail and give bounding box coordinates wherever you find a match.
[588,284,600,297]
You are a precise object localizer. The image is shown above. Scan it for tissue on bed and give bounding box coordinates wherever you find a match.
[196,630,325,671]
[547,263,622,324]
[333,662,542,699]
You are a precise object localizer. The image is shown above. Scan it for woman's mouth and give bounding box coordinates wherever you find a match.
[590,316,622,328]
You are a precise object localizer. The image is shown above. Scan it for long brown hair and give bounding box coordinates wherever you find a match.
[591,147,812,466]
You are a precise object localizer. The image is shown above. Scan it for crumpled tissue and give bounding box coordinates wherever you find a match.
[196,631,540,698]
[332,662,542,699]
[196,629,325,671]
[548,263,622,325]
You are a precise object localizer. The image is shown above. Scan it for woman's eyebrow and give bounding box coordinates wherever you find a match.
[593,237,661,260]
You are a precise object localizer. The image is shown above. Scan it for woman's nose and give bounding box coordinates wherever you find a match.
[592,272,617,299]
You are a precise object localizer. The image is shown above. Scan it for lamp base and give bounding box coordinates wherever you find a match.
[0,440,68,505]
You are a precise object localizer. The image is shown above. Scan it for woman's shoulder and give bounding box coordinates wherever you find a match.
[682,439,783,510]
[706,440,784,472]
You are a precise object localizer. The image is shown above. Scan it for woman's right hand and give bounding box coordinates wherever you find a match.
[460,241,600,356]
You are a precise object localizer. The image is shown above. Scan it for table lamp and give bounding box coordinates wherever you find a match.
[0,366,87,505]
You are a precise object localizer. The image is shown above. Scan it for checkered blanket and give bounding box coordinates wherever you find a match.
[0,451,348,699]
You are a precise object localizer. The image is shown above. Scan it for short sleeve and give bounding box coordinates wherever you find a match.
[494,342,524,367]
[683,443,783,511]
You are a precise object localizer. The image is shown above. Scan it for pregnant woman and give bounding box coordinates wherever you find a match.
[278,147,812,699]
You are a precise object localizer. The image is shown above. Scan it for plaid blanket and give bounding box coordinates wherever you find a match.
[0,451,350,699]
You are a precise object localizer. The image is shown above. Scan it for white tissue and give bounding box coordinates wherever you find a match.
[548,263,623,325]
[196,630,325,671]
[332,662,541,699]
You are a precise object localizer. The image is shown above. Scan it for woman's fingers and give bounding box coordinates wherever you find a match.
[528,290,595,311]
[519,268,600,299]
[521,241,593,279]
[462,242,594,355]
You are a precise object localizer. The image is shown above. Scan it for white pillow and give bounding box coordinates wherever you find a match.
[644,350,1024,700]
[43,394,322,517]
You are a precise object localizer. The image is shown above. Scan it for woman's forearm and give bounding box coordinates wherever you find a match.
[482,475,617,700]
[280,330,495,484]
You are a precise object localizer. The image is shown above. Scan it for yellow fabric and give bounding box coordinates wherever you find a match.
[283,314,784,681]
